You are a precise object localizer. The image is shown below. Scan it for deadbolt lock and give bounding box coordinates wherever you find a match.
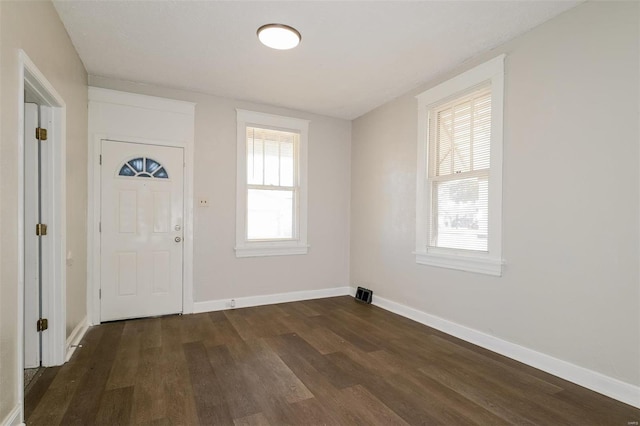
[175,236,182,243]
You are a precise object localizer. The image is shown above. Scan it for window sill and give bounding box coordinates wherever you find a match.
[235,243,309,258]
[414,250,503,276]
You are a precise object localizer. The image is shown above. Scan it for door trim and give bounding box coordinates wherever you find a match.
[88,134,194,324]
[17,49,68,423]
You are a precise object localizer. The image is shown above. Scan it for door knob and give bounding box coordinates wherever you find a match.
[175,236,182,243]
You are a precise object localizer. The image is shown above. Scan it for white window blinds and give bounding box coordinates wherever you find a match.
[429,85,491,251]
[247,127,296,187]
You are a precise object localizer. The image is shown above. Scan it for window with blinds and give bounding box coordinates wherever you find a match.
[246,126,299,240]
[428,85,491,251]
[415,55,503,275]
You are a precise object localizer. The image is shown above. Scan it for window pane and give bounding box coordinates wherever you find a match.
[436,110,453,175]
[153,167,168,179]
[119,165,135,176]
[247,136,264,185]
[280,141,294,186]
[247,127,298,187]
[435,88,491,177]
[146,158,161,173]
[247,189,294,240]
[264,140,280,186]
[473,94,491,170]
[433,176,488,251]
[452,101,471,173]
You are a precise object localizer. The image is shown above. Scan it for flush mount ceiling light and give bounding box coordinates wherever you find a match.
[257,24,301,50]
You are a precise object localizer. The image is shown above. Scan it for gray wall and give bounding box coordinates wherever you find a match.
[350,1,639,386]
[89,76,352,305]
[0,0,88,421]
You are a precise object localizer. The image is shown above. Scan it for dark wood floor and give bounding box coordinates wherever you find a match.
[26,296,639,425]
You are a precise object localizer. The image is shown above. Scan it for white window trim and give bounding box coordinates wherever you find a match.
[235,109,309,257]
[415,55,505,276]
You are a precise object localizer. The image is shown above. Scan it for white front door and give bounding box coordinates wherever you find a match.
[100,140,184,322]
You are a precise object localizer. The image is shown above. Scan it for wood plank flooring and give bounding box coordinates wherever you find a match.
[26,296,640,425]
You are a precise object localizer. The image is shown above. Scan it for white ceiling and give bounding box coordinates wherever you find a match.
[53,1,580,120]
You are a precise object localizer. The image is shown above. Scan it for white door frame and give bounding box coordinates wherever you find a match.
[17,50,67,421]
[88,134,194,324]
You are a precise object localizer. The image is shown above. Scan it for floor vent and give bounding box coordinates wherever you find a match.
[354,287,373,304]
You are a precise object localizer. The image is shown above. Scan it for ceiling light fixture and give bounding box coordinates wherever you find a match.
[257,24,301,50]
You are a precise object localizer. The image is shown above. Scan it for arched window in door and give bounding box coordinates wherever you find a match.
[118,157,169,178]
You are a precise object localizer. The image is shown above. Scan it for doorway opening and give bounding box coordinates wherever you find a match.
[18,50,67,423]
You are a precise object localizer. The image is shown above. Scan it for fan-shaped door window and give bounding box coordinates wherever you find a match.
[118,157,169,179]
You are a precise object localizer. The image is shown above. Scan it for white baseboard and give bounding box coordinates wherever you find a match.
[65,315,89,362]
[363,289,640,409]
[193,286,351,314]
[1,404,23,426]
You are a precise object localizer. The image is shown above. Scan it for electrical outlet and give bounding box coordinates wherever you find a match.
[199,198,210,207]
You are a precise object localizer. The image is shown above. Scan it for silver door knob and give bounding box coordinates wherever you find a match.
[175,236,182,243]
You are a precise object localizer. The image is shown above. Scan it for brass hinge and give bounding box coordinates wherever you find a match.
[37,318,48,332]
[99,289,101,299]
[35,127,47,141]
[35,223,47,236]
